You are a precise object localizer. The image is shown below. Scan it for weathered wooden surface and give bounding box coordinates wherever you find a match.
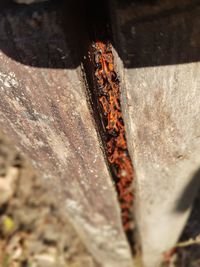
[111,0,200,266]
[0,4,132,267]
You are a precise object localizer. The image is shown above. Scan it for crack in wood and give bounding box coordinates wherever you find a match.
[81,0,139,254]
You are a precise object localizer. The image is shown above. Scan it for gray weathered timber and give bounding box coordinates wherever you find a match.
[0,6,133,267]
[111,0,200,266]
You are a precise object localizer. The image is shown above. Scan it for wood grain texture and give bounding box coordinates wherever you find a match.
[111,0,200,266]
[0,4,132,267]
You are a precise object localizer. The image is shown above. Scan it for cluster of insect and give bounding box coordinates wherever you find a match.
[93,41,134,232]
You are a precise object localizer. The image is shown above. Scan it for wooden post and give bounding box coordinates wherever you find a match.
[111,0,200,266]
[0,4,132,267]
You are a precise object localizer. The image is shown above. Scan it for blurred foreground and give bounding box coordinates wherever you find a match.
[0,134,97,267]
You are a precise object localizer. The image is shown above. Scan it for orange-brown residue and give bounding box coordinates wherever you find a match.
[93,41,134,232]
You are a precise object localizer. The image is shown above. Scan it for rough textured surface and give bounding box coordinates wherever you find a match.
[111,0,200,266]
[0,135,99,267]
[0,3,132,267]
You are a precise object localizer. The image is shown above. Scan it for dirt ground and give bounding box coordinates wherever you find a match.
[0,136,199,267]
[0,134,97,267]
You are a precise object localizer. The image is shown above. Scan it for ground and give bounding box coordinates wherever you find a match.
[0,134,97,267]
[0,134,199,267]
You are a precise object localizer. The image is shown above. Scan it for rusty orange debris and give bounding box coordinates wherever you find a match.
[93,40,135,233]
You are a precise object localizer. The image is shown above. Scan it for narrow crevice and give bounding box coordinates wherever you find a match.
[74,0,139,255]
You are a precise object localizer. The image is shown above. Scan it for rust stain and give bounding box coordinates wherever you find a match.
[92,41,135,235]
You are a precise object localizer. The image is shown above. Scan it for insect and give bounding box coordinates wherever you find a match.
[93,40,135,233]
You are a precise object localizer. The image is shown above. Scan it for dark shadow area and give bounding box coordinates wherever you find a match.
[0,0,111,69]
[0,0,200,69]
[111,0,200,68]
[180,187,200,240]
[176,180,200,266]
[0,0,81,69]
[172,168,200,265]
[175,168,200,213]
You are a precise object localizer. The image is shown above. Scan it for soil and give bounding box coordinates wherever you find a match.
[0,134,97,267]
[0,130,199,267]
